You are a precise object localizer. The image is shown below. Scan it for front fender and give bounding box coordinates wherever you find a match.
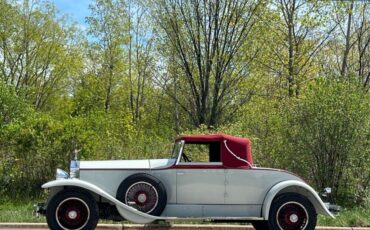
[42,179,158,224]
[262,180,334,220]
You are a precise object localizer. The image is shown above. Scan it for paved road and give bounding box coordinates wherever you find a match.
[0,223,369,230]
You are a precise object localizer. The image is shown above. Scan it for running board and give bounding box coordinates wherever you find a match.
[156,217,264,221]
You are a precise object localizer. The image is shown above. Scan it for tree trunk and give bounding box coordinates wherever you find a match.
[341,1,354,77]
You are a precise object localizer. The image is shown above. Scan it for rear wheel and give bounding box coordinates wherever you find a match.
[46,189,99,230]
[268,193,317,230]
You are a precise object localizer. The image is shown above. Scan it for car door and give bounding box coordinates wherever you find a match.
[176,167,225,204]
[175,142,225,204]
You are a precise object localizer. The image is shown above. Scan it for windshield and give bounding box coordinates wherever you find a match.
[171,140,184,160]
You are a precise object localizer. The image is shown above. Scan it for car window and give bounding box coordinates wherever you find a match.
[180,142,221,163]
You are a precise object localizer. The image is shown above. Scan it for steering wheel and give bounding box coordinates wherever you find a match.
[182,152,192,162]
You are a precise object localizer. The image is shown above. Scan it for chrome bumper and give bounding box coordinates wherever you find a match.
[324,202,341,214]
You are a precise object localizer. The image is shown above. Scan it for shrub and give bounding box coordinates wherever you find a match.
[287,78,370,206]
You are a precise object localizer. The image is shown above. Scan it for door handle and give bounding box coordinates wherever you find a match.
[177,172,185,175]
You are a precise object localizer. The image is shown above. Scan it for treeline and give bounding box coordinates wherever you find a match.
[0,0,369,207]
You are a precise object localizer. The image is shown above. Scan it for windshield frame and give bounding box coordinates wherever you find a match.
[171,140,185,164]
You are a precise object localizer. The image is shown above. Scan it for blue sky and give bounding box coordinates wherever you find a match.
[53,0,92,26]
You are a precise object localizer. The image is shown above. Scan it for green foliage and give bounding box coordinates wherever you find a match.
[0,0,369,216]
[287,79,370,206]
[0,112,66,198]
[0,81,31,127]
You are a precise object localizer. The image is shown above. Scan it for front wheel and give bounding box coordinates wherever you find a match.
[46,189,99,230]
[268,193,317,230]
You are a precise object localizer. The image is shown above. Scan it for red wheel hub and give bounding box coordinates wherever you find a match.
[56,198,90,230]
[135,192,148,205]
[65,207,80,220]
[276,202,308,230]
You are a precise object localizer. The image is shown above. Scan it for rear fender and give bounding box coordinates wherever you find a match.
[262,180,334,220]
[42,179,157,224]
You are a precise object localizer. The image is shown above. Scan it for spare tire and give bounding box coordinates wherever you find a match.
[116,173,167,216]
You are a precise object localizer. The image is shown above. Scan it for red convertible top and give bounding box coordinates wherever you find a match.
[177,134,253,169]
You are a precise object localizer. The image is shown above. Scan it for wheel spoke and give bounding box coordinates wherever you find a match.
[125,181,159,213]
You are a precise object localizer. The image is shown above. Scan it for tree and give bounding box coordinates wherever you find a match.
[154,0,261,128]
[0,0,80,109]
[126,0,155,123]
[336,2,370,87]
[317,2,370,90]
[356,3,370,89]
[86,0,127,113]
[260,0,336,97]
[340,0,354,77]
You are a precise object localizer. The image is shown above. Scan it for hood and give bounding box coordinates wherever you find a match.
[79,158,176,170]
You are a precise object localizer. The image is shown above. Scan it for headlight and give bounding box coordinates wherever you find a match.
[70,160,80,179]
[56,168,69,180]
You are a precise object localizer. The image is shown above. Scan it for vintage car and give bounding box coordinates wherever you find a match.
[36,134,334,230]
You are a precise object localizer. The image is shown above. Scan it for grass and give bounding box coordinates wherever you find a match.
[317,207,370,227]
[0,200,369,227]
[0,201,45,223]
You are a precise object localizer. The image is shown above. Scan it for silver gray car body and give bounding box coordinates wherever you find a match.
[41,134,333,224]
